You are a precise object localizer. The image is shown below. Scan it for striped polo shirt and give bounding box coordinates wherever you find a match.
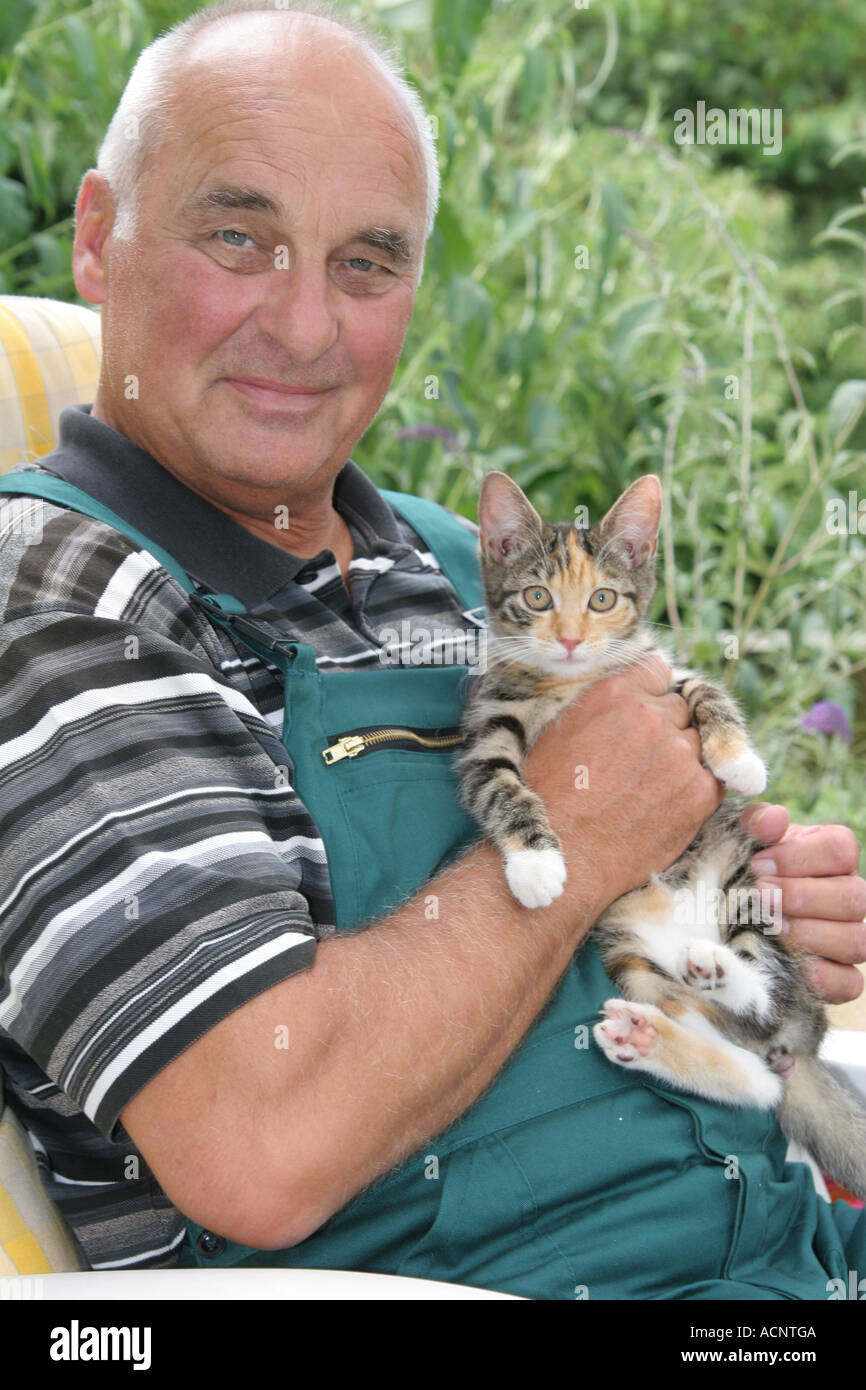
[0,404,480,1270]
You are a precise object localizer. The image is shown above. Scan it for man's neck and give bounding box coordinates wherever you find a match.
[90,394,356,583]
[206,490,356,583]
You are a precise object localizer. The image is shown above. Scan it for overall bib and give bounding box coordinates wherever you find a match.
[1,470,859,1301]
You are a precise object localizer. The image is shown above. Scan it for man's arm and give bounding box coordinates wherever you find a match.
[121,657,723,1249]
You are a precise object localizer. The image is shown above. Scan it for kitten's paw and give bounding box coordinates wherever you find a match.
[678,939,773,1019]
[767,1045,796,1078]
[740,1056,784,1108]
[712,749,767,796]
[594,999,660,1063]
[678,940,730,992]
[505,848,567,909]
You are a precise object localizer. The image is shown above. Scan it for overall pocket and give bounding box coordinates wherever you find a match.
[321,726,479,924]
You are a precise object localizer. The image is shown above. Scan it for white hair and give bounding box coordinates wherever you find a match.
[95,0,439,248]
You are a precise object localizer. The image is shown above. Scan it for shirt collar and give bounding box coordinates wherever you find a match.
[36,404,408,609]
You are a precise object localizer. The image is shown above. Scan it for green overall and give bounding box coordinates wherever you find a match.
[1,470,862,1301]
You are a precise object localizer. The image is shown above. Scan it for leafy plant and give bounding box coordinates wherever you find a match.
[1,0,863,843]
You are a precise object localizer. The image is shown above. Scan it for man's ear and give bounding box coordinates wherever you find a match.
[597,474,661,568]
[479,471,544,563]
[72,171,117,306]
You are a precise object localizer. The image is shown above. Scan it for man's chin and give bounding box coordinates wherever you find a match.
[192,446,338,491]
[185,402,344,479]
[176,423,347,498]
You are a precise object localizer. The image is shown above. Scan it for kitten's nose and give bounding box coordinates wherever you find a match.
[559,637,582,655]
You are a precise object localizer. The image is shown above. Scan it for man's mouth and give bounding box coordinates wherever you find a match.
[222,376,337,407]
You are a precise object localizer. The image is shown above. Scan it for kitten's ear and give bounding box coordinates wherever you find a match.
[479,471,544,563]
[597,474,661,568]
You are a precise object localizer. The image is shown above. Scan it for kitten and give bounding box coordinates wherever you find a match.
[458,470,866,1197]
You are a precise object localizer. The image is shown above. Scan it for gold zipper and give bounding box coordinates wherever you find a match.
[322,727,463,764]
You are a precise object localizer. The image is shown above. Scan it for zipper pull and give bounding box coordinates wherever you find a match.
[322,735,367,764]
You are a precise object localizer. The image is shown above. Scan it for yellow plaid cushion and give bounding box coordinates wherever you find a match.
[0,294,97,1273]
[0,295,101,474]
[0,1073,83,1274]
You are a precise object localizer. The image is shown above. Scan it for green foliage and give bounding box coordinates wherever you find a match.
[0,0,152,292]
[0,0,863,842]
[604,0,866,236]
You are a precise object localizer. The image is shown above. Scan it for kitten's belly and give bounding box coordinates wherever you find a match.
[616,869,726,980]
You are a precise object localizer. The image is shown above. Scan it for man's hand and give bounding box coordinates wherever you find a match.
[526,656,724,908]
[743,804,866,1004]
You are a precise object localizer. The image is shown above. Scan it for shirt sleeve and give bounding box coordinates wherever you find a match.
[0,603,322,1142]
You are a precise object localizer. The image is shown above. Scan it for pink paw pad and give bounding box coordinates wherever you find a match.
[685,958,722,982]
[679,942,726,992]
[599,1001,658,1058]
[768,1046,796,1078]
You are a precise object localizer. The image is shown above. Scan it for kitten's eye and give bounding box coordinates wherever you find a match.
[523,585,553,611]
[588,588,617,612]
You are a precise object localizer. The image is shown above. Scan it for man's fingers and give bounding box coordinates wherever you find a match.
[801,955,866,1006]
[741,802,790,845]
[751,824,862,879]
[661,692,693,730]
[753,873,866,925]
[578,658,677,715]
[783,915,866,967]
[627,654,671,696]
[679,726,706,762]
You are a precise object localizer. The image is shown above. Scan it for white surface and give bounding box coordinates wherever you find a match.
[820,1029,866,1099]
[0,1268,520,1300]
[785,1140,830,1200]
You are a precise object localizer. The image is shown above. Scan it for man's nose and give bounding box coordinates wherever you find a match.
[255,256,340,363]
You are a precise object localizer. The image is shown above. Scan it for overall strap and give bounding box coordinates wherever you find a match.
[0,473,201,598]
[0,471,484,621]
[380,490,483,615]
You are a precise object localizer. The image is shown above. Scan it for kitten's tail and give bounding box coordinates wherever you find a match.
[779,1057,866,1200]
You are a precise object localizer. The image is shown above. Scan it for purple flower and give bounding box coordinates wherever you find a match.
[800,701,853,742]
[394,423,461,453]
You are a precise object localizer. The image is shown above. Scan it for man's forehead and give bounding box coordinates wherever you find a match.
[181,8,358,66]
[159,16,426,232]
[175,11,418,146]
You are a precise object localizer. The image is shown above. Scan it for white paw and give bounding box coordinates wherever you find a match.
[678,940,773,1020]
[739,1052,784,1108]
[594,999,661,1066]
[712,750,767,796]
[505,848,567,909]
[678,940,731,993]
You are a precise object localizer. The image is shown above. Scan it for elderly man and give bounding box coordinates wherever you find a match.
[0,0,864,1299]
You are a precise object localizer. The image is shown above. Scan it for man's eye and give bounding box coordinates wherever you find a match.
[347,257,375,272]
[218,230,255,248]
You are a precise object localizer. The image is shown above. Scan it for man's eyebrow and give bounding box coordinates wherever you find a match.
[186,192,415,264]
[187,186,282,217]
[349,226,414,265]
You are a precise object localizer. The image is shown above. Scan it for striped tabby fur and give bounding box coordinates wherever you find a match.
[458,471,866,1196]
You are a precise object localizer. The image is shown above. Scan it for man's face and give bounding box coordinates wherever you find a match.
[88,16,427,516]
